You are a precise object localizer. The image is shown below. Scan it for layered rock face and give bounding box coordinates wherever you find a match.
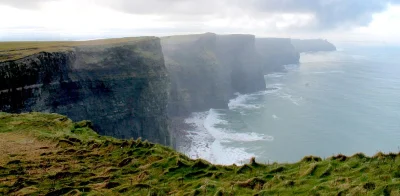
[291,39,336,53]
[0,38,171,145]
[162,33,265,117]
[256,38,300,73]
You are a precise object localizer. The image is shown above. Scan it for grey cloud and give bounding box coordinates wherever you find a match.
[95,0,400,29]
[1,0,399,30]
[248,0,399,29]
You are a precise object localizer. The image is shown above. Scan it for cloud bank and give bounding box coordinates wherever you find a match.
[2,0,398,29]
[0,0,400,43]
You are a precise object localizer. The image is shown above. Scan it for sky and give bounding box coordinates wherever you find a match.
[1,0,400,45]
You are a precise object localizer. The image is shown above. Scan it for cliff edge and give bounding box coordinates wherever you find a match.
[1,112,398,195]
[0,38,171,145]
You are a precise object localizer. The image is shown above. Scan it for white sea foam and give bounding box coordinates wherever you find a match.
[266,83,284,90]
[266,80,304,106]
[183,71,289,164]
[184,109,273,165]
[205,110,271,142]
[228,90,279,110]
[276,91,303,106]
[272,114,279,119]
[265,73,284,78]
[284,64,299,71]
[228,93,259,110]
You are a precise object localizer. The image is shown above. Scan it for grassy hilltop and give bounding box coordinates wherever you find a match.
[0,37,155,62]
[0,113,400,195]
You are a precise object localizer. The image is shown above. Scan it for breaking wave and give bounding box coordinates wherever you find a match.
[184,109,273,165]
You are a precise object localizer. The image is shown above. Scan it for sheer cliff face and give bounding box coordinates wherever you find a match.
[291,39,336,53]
[256,38,300,73]
[162,33,265,117]
[0,38,170,145]
[216,35,266,94]
[162,33,223,116]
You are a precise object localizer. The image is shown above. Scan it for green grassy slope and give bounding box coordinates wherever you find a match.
[0,37,156,62]
[0,113,399,195]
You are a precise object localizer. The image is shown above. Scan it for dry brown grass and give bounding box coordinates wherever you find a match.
[0,132,57,165]
[0,132,64,189]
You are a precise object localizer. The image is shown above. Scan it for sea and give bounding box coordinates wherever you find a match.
[180,45,400,165]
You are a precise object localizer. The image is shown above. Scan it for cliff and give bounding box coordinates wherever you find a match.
[1,112,398,195]
[162,33,223,116]
[0,38,171,145]
[0,35,337,147]
[291,39,336,53]
[256,38,300,73]
[216,34,266,94]
[162,33,265,117]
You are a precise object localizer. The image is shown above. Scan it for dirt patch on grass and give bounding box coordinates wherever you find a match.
[0,132,58,165]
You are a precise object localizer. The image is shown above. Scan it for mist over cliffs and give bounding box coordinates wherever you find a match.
[162,33,266,117]
[256,38,300,72]
[162,34,338,118]
[0,34,336,146]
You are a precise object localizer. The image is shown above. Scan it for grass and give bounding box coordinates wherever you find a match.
[0,112,400,195]
[0,37,156,62]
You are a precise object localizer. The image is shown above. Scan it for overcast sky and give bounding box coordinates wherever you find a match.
[1,0,400,45]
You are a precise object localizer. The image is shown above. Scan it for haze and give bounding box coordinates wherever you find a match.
[1,0,400,45]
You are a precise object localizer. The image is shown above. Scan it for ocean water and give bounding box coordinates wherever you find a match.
[182,46,400,165]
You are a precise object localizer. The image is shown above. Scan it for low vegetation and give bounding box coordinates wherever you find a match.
[0,112,400,195]
[0,37,155,62]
